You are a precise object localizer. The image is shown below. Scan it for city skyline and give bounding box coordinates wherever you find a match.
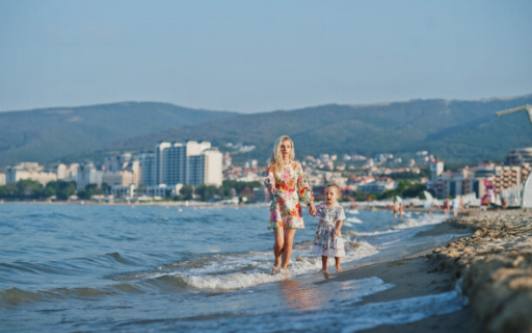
[1,1,531,113]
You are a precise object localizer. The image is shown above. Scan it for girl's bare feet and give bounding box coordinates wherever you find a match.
[272,266,281,275]
[322,270,330,279]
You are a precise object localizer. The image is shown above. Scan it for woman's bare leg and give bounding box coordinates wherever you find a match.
[281,228,296,269]
[273,226,284,269]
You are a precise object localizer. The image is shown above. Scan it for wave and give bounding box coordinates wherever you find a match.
[345,216,363,225]
[163,241,377,291]
[353,214,447,237]
[0,251,139,279]
[0,284,137,307]
[106,240,378,292]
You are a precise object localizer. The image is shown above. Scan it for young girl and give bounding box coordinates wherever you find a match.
[314,184,346,277]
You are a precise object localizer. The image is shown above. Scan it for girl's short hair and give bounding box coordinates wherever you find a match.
[324,183,341,198]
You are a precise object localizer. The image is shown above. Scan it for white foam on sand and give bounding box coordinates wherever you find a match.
[354,214,447,237]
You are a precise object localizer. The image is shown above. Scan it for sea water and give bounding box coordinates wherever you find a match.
[0,203,467,332]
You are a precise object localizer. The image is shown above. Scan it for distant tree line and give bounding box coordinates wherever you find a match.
[343,180,426,202]
[0,179,426,202]
[174,180,262,202]
[0,179,264,202]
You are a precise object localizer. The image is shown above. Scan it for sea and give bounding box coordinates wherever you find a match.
[1,203,468,333]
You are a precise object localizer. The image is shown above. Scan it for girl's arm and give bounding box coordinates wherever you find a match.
[335,208,346,236]
[335,219,344,236]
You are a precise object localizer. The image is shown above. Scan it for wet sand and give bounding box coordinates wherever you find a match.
[325,209,532,333]
[330,253,477,333]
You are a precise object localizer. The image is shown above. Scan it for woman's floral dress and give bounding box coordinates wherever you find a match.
[264,161,313,230]
[313,202,346,257]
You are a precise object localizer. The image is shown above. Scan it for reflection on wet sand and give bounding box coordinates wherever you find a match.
[279,279,324,311]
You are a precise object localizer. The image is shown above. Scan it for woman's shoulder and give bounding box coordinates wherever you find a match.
[291,160,303,170]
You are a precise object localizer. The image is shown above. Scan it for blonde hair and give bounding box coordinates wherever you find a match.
[270,135,296,169]
[325,183,342,199]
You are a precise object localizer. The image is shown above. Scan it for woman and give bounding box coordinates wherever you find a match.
[264,135,316,274]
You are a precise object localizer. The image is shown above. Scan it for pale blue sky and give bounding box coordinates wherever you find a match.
[1,0,531,113]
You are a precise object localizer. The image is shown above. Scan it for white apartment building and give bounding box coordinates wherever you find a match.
[56,163,79,182]
[203,149,223,186]
[149,140,223,188]
[77,163,103,190]
[6,162,57,185]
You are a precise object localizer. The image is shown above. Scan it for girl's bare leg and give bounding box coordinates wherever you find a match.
[281,228,296,269]
[322,256,330,278]
[273,225,284,270]
[335,257,342,272]
[321,256,328,272]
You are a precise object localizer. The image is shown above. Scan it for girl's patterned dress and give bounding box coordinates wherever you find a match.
[314,202,346,257]
[264,161,313,230]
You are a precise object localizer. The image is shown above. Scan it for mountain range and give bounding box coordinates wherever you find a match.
[1,94,531,167]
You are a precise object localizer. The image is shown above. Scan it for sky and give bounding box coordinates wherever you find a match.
[1,0,531,113]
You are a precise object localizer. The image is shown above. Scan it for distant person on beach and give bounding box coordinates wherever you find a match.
[264,135,316,274]
[443,198,450,215]
[392,196,404,219]
[313,184,346,278]
[452,195,461,217]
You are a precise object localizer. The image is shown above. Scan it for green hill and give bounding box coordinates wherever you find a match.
[1,95,531,167]
[118,96,532,164]
[0,102,236,166]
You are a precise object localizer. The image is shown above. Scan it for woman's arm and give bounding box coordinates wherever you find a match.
[264,165,277,197]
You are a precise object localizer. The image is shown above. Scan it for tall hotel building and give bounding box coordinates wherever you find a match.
[141,141,223,187]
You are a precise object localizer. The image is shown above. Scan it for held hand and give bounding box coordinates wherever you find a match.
[335,228,341,237]
[309,202,317,216]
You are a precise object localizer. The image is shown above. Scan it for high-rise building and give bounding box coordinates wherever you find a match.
[139,153,156,186]
[506,147,532,165]
[165,143,187,185]
[155,142,172,185]
[77,163,102,190]
[430,160,444,180]
[148,140,223,188]
[203,149,223,186]
[187,155,205,186]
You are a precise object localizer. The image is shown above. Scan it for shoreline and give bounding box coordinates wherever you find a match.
[325,220,477,333]
[326,209,531,332]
